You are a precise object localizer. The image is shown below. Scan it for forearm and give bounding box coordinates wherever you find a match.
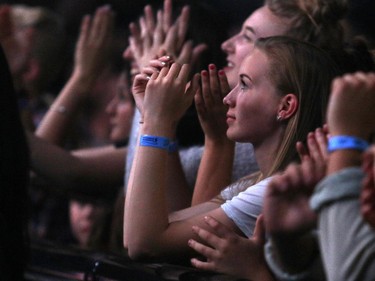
[28,132,124,192]
[166,151,192,210]
[192,138,234,205]
[35,72,94,145]
[124,123,173,257]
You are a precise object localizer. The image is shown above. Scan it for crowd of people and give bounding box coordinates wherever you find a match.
[1,0,375,280]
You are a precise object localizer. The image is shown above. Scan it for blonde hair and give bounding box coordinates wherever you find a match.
[265,0,347,49]
[256,36,339,178]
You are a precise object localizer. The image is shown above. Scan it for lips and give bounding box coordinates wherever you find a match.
[226,113,235,124]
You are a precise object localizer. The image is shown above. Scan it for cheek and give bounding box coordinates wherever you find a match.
[117,104,134,121]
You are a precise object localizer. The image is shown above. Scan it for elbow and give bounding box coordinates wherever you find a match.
[124,237,159,261]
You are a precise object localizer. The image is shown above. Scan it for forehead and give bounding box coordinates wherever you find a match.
[243,6,291,38]
[239,49,270,80]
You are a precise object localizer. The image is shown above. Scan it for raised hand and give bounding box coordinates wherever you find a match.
[327,72,375,139]
[195,64,231,144]
[124,0,207,76]
[73,5,114,89]
[142,63,200,127]
[188,215,274,280]
[361,145,375,228]
[264,127,329,235]
[131,55,174,117]
[264,162,318,236]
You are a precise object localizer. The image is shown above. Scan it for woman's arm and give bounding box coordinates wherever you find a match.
[28,132,125,193]
[124,65,241,261]
[36,6,114,145]
[192,65,234,205]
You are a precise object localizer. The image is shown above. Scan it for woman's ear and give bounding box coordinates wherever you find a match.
[277,93,298,120]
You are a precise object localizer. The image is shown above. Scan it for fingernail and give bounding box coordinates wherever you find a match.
[160,62,166,66]
[202,70,208,77]
[209,64,216,70]
[218,70,225,76]
[146,75,151,80]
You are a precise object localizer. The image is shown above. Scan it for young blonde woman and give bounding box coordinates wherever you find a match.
[124,36,340,279]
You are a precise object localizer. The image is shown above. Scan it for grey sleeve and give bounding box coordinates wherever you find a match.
[310,167,375,281]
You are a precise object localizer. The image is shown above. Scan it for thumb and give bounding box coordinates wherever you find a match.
[252,214,266,245]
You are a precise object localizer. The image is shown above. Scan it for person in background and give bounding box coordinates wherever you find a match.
[0,4,66,130]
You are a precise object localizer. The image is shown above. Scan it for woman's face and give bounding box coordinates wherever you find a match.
[69,200,107,247]
[224,48,282,145]
[106,72,134,143]
[221,6,291,89]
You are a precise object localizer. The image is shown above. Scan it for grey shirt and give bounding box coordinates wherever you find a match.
[124,109,259,191]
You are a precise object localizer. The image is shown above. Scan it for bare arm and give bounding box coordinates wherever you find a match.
[192,65,233,205]
[36,6,114,145]
[124,65,242,262]
[28,131,125,193]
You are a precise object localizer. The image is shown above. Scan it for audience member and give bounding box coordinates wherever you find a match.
[124,36,339,278]
[0,4,67,130]
[263,72,375,280]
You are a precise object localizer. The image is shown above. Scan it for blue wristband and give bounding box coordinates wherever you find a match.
[140,135,170,150]
[328,135,369,153]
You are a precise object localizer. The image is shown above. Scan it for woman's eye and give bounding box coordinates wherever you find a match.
[240,80,247,90]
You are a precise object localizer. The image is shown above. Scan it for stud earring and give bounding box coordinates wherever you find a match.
[276,115,282,121]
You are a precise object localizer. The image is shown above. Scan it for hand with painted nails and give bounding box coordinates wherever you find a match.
[195,64,231,145]
[72,5,114,91]
[361,145,375,228]
[188,215,274,280]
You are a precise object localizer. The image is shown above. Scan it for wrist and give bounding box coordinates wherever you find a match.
[205,136,234,149]
[139,135,178,153]
[328,135,369,153]
[70,70,97,91]
[141,120,177,139]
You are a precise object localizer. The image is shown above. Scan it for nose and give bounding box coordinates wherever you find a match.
[223,87,237,107]
[81,204,95,219]
[105,96,117,115]
[221,35,235,54]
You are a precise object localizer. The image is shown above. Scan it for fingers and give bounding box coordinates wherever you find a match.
[89,5,113,44]
[143,5,155,33]
[218,70,231,98]
[188,43,209,69]
[178,40,193,65]
[187,73,201,97]
[252,214,266,245]
[176,6,190,49]
[153,10,164,47]
[77,15,91,50]
[164,24,178,54]
[190,257,214,271]
[162,0,173,32]
[296,141,308,161]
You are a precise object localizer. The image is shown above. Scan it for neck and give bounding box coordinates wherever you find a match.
[253,128,284,176]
